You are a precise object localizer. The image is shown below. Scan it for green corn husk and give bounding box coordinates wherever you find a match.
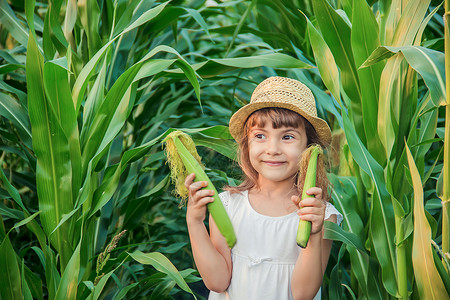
[163,130,236,248]
[296,145,322,248]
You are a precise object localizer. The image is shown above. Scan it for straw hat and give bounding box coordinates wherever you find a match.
[229,76,331,146]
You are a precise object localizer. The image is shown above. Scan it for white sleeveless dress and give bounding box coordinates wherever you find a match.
[208,190,343,300]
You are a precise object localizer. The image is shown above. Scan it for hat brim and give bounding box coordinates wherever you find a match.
[229,101,332,147]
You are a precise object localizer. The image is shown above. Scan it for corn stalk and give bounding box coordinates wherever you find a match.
[443,0,450,263]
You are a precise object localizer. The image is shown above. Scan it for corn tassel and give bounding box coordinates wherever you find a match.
[163,131,236,248]
[296,145,322,248]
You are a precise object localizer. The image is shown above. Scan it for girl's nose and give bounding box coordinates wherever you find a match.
[266,139,281,155]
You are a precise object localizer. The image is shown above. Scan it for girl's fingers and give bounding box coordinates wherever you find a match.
[188,180,208,194]
[184,173,196,188]
[193,189,215,200]
[299,197,325,208]
[297,206,323,216]
[291,195,300,207]
[197,197,214,206]
[305,187,323,200]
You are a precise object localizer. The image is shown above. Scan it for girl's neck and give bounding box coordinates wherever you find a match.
[248,178,298,216]
[258,177,296,195]
[253,176,297,200]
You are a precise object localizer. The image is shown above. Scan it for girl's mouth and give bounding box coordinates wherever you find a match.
[263,161,285,166]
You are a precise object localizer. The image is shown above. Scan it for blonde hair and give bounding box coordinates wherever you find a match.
[225,108,330,201]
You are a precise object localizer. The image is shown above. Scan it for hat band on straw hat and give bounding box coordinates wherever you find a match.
[229,77,331,146]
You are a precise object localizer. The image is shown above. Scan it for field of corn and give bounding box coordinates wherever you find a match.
[0,0,448,299]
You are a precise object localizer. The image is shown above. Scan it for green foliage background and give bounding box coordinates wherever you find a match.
[0,0,448,299]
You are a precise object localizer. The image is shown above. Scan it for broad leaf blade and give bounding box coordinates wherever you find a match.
[406,144,448,299]
[26,35,73,268]
[0,235,21,300]
[351,0,386,165]
[55,241,81,300]
[129,251,196,298]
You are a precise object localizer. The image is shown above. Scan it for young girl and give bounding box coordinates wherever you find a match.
[184,77,343,300]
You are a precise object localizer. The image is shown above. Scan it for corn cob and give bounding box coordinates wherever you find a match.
[296,145,322,248]
[163,130,236,248]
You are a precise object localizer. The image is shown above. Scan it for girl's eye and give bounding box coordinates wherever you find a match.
[283,135,294,140]
[255,133,266,139]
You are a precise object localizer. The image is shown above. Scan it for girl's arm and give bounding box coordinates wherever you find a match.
[290,187,337,300]
[185,173,232,293]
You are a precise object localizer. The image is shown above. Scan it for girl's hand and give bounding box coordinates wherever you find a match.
[291,187,326,235]
[184,173,215,225]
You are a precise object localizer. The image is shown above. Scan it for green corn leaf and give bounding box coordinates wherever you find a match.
[342,112,398,296]
[226,0,255,56]
[182,125,233,140]
[23,262,43,300]
[88,130,169,218]
[78,0,102,58]
[24,0,36,38]
[0,63,25,74]
[0,166,46,250]
[121,1,170,36]
[42,7,56,60]
[81,64,141,173]
[48,2,69,55]
[129,251,197,299]
[184,53,313,76]
[112,282,139,300]
[123,175,170,229]
[377,52,406,159]
[183,7,214,42]
[21,260,36,300]
[391,0,431,46]
[72,1,170,112]
[392,46,444,107]
[312,0,362,130]
[291,70,342,122]
[323,221,367,254]
[111,0,146,37]
[209,24,292,47]
[0,79,27,105]
[134,59,177,83]
[87,269,116,300]
[81,57,107,130]
[140,45,201,105]
[351,0,386,166]
[82,45,201,174]
[0,0,30,49]
[43,58,82,200]
[0,91,32,147]
[192,136,236,161]
[44,245,61,299]
[0,235,21,300]
[406,143,448,299]
[54,240,81,300]
[304,13,340,103]
[26,34,74,269]
[0,158,28,212]
[62,0,77,44]
[362,46,445,106]
[8,211,40,235]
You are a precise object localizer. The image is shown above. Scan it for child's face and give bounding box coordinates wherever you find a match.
[248,122,307,186]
